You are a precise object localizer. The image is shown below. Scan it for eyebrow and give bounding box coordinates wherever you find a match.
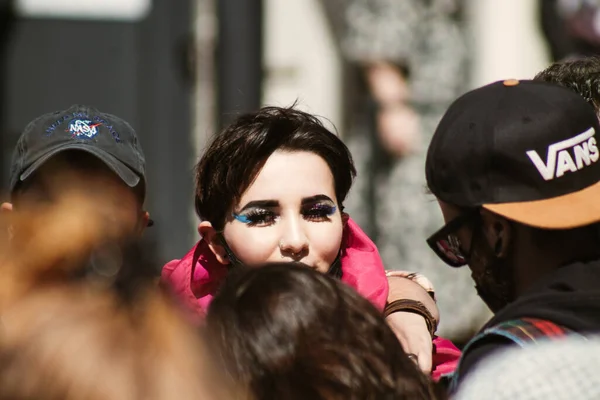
[301,194,335,205]
[238,200,279,212]
[238,194,335,213]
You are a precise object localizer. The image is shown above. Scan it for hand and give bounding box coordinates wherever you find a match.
[386,311,433,374]
[376,104,420,157]
[365,62,409,105]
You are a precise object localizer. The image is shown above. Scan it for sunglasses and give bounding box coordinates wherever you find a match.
[426,209,479,267]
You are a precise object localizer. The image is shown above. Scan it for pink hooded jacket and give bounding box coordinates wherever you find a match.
[160,217,459,380]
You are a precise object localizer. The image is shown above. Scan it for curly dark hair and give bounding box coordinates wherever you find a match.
[534,56,600,113]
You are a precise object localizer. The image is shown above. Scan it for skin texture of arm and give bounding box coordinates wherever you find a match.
[385,276,440,374]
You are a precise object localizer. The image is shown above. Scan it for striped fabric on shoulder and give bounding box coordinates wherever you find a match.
[446,318,581,393]
[475,318,574,347]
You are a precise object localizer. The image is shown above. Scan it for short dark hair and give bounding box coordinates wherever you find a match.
[205,263,441,400]
[534,57,600,112]
[194,106,356,230]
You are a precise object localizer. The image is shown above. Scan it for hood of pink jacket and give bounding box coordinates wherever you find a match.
[431,336,461,381]
[161,217,389,316]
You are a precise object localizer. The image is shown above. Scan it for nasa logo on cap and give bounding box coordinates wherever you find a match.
[68,119,102,139]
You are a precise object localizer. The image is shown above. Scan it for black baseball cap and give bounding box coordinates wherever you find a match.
[10,104,146,196]
[426,79,600,229]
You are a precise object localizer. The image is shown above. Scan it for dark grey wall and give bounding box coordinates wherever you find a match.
[217,0,263,128]
[1,0,195,264]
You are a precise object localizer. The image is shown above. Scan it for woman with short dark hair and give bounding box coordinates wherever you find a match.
[161,106,460,378]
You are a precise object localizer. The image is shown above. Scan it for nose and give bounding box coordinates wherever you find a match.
[279,215,308,258]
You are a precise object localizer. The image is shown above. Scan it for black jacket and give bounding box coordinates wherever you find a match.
[457,260,600,385]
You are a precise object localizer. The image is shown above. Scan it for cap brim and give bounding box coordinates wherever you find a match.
[483,181,600,229]
[19,143,140,188]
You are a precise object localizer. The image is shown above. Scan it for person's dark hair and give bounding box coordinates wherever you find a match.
[534,57,600,112]
[205,263,441,400]
[195,106,356,230]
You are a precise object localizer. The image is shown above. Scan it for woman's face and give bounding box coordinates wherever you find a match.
[222,150,344,273]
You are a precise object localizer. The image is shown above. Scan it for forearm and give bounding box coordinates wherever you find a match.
[386,275,440,325]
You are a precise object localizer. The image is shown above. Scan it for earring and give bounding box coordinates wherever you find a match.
[494,239,503,256]
[279,240,285,258]
[279,240,302,259]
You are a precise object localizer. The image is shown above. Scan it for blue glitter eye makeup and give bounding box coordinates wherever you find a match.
[303,203,337,221]
[232,195,337,227]
[233,213,252,224]
[232,209,278,226]
[311,204,337,215]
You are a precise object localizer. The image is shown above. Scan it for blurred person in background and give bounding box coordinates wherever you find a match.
[426,79,600,390]
[454,337,600,400]
[161,106,461,378]
[0,168,217,400]
[540,0,600,61]
[206,263,445,400]
[321,0,491,342]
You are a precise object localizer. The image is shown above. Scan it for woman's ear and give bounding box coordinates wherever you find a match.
[341,212,349,226]
[480,209,512,258]
[198,221,229,265]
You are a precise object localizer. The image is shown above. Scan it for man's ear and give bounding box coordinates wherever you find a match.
[198,221,229,265]
[1,202,13,213]
[480,208,512,258]
[2,202,14,240]
[136,211,150,236]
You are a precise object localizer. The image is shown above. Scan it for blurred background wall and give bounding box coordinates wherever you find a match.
[2,0,195,263]
[259,0,550,132]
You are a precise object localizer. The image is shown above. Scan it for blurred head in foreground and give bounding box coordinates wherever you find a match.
[454,336,600,400]
[0,190,218,400]
[205,263,442,400]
